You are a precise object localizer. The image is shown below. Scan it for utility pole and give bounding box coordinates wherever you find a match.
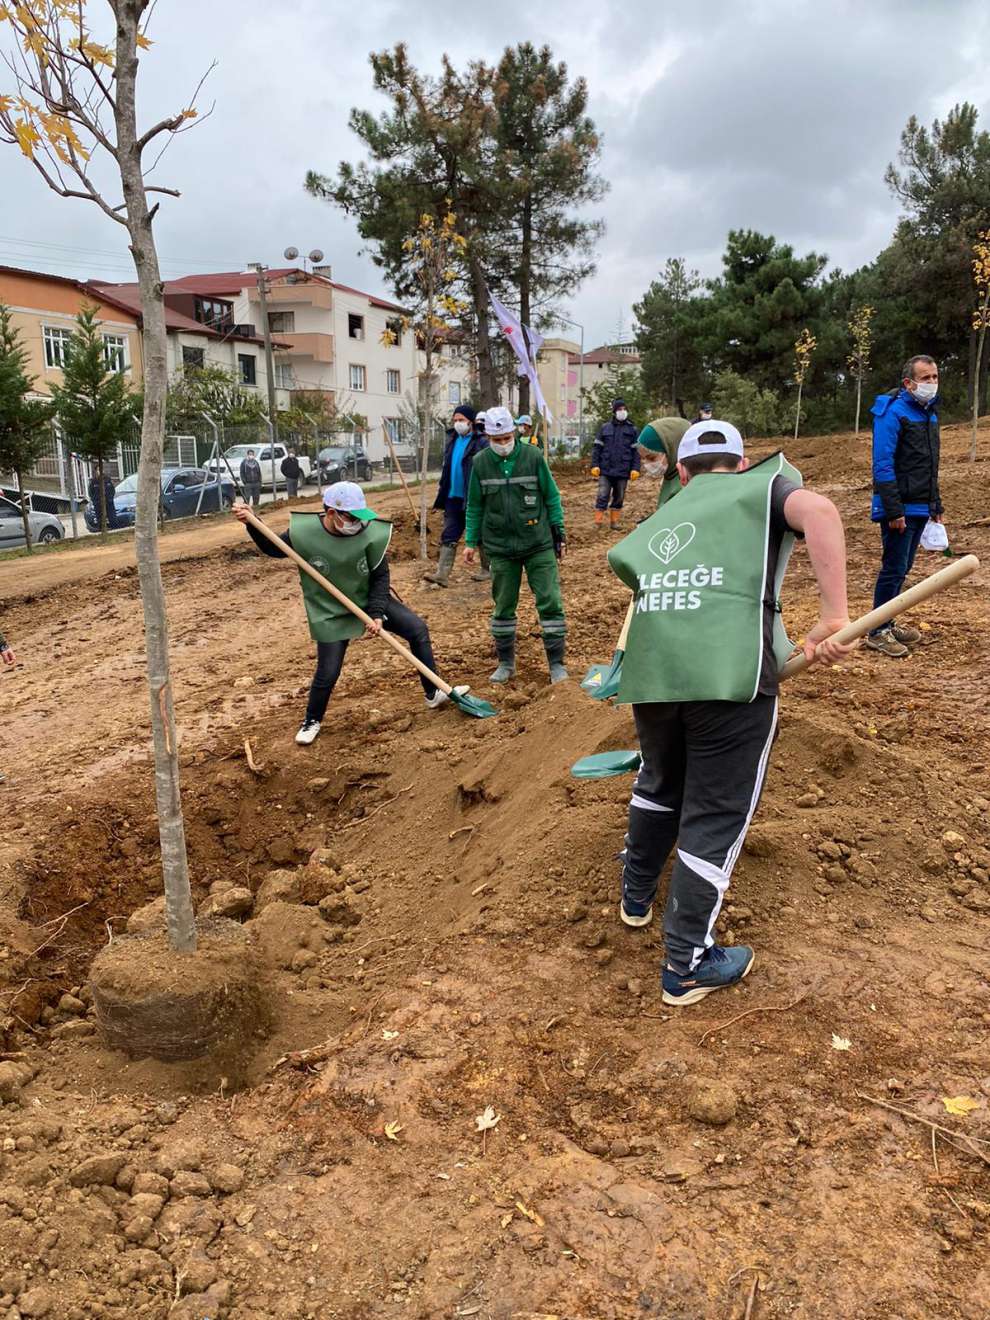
[249,263,280,451]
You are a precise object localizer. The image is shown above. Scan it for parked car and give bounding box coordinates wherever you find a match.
[204,443,313,489]
[83,467,236,531]
[0,495,64,550]
[317,445,372,484]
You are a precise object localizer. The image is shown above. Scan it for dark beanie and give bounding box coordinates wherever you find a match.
[612,397,626,410]
[452,404,477,423]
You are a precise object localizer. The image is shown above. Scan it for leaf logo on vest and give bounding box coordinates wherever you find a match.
[309,557,329,573]
[648,523,696,565]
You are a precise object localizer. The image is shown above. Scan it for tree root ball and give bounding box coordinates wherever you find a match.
[89,918,270,1063]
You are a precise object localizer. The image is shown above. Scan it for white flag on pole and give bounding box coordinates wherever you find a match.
[487,289,553,422]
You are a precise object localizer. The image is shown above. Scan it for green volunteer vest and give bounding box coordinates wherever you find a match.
[607,452,802,704]
[473,442,553,559]
[289,513,392,643]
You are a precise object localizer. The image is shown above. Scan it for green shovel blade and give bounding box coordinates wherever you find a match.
[570,749,642,779]
[580,649,624,701]
[449,689,498,719]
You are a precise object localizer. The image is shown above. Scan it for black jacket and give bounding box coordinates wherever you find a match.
[240,458,262,485]
[280,456,302,479]
[591,418,641,478]
[434,429,488,509]
[87,474,117,527]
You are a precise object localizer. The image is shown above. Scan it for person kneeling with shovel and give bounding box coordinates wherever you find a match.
[235,482,461,745]
[607,421,857,1005]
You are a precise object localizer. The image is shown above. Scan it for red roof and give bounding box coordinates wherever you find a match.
[568,346,641,366]
[169,268,407,314]
[0,264,142,324]
[89,281,283,347]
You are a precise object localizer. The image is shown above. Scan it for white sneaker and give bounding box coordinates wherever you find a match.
[620,902,653,928]
[424,684,469,710]
[295,719,321,745]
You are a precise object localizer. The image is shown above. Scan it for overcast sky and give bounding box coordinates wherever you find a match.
[0,0,987,347]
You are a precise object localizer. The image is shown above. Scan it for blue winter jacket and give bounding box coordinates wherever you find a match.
[434,429,488,509]
[871,388,942,522]
[591,418,641,478]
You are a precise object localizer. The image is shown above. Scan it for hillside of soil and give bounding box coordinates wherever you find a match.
[0,425,988,1319]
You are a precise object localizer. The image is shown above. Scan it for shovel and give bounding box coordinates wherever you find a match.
[581,597,634,701]
[242,506,498,719]
[571,553,980,778]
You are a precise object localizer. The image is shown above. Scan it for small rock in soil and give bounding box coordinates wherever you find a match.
[170,1170,212,1198]
[177,1251,218,1295]
[255,869,301,911]
[200,886,253,919]
[796,793,818,808]
[50,1019,96,1040]
[685,1079,738,1126]
[0,1062,27,1102]
[595,948,614,966]
[156,1141,205,1177]
[57,992,86,1015]
[18,1286,54,1317]
[208,1163,244,1194]
[126,896,166,933]
[69,1152,128,1187]
[566,904,588,923]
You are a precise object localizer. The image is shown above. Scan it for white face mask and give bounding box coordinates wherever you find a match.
[453,420,471,435]
[490,439,514,457]
[642,460,663,478]
[911,380,937,403]
[615,410,628,422]
[329,513,362,535]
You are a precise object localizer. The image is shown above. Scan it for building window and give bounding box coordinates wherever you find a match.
[384,418,402,444]
[274,363,295,389]
[348,313,364,340]
[385,317,403,346]
[448,381,461,406]
[349,364,366,392]
[182,345,205,371]
[194,297,233,331]
[103,334,127,374]
[43,325,73,368]
[268,311,295,333]
[386,369,400,394]
[238,354,257,386]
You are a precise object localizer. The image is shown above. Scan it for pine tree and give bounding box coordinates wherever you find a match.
[51,305,136,539]
[0,303,54,551]
[634,258,704,410]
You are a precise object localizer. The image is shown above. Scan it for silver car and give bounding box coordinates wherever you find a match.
[0,495,65,550]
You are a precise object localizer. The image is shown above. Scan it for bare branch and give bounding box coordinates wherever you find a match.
[136,59,216,153]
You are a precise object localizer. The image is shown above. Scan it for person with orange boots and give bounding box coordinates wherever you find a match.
[591,397,640,529]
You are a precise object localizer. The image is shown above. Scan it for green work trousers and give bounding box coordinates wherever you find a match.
[489,548,565,639]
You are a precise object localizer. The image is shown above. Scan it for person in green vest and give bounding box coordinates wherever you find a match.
[636,416,691,509]
[463,405,568,684]
[607,420,856,1005]
[515,413,543,450]
[234,482,462,746]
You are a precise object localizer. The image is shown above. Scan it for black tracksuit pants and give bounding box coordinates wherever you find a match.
[305,598,438,722]
[621,696,778,975]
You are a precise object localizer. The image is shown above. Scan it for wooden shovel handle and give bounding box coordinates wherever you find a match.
[780,554,979,681]
[616,597,635,651]
[242,505,451,695]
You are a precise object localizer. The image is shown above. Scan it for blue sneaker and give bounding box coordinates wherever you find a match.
[661,944,755,1006]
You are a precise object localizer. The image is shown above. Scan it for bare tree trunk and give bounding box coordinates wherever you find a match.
[854,374,862,436]
[468,252,498,406]
[96,454,108,543]
[971,291,989,463]
[419,357,433,562]
[517,195,533,417]
[15,468,32,553]
[793,380,803,441]
[113,0,196,953]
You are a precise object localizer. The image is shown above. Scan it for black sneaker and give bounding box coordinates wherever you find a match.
[662,944,755,1006]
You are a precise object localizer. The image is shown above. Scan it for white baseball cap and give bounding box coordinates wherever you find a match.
[677,419,744,463]
[322,481,377,521]
[484,405,515,436]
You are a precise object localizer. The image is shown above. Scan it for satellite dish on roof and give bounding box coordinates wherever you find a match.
[283,246,299,261]
[309,249,325,264]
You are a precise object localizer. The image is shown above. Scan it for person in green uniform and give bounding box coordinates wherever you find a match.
[636,416,691,509]
[234,482,461,746]
[607,421,856,1005]
[0,620,15,784]
[515,413,542,450]
[463,406,568,685]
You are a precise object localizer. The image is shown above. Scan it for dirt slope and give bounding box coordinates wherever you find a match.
[0,425,988,1319]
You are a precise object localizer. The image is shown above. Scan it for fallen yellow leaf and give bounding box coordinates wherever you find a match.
[500,1211,514,1228]
[831,1034,852,1052]
[515,1200,545,1227]
[942,1095,980,1117]
[384,1120,403,1141]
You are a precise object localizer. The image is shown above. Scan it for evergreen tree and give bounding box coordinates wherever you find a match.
[50,304,135,538]
[0,303,54,551]
[633,258,704,411]
[490,42,606,413]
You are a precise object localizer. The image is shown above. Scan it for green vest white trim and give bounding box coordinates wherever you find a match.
[289,513,392,643]
[607,453,802,704]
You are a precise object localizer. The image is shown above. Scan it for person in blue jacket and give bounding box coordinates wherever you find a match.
[424,404,489,587]
[590,397,641,529]
[867,354,943,658]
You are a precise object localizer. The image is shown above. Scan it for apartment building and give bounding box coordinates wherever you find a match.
[535,336,582,443]
[168,266,473,462]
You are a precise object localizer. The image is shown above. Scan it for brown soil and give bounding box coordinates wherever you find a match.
[0,428,989,1318]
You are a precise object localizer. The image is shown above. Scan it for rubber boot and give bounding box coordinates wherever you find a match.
[424,543,456,587]
[594,509,605,529]
[543,630,569,685]
[471,546,491,582]
[609,508,622,531]
[490,631,516,683]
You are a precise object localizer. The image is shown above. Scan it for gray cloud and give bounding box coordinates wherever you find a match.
[0,0,986,347]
